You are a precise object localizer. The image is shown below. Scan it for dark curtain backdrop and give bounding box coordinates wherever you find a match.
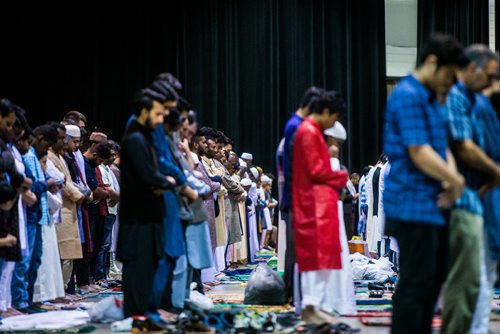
[418,0,489,54]
[0,0,386,174]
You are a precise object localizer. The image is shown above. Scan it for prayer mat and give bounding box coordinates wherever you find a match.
[356,304,393,312]
[344,311,392,318]
[213,303,294,313]
[355,316,442,329]
[356,299,393,305]
[224,268,254,276]
[208,294,245,304]
[360,317,392,326]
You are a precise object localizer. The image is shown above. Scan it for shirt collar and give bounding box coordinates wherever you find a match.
[408,74,437,103]
[455,80,476,105]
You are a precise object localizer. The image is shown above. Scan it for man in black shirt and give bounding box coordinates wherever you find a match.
[117,90,177,317]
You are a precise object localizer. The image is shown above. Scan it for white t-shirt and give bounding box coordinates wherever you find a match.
[98,164,119,215]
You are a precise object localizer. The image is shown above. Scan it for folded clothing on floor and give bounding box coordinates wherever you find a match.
[0,310,90,330]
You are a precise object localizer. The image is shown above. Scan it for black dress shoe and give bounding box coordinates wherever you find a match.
[16,306,39,314]
[27,305,48,313]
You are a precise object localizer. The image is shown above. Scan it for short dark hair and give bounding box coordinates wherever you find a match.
[13,105,32,136]
[0,98,15,117]
[132,92,156,116]
[299,86,325,109]
[92,142,112,159]
[64,110,87,123]
[177,96,191,112]
[418,33,465,68]
[61,118,79,126]
[309,90,347,116]
[350,173,360,179]
[155,72,183,92]
[142,88,167,104]
[33,124,58,144]
[216,131,232,145]
[198,126,217,141]
[164,108,182,127]
[46,121,66,134]
[107,140,121,154]
[150,81,179,102]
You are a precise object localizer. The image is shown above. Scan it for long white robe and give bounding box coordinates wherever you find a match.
[323,157,357,315]
[33,220,65,302]
[33,161,65,302]
[247,184,260,261]
[0,261,15,311]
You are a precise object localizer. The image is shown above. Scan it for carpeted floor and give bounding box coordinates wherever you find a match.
[1,257,499,333]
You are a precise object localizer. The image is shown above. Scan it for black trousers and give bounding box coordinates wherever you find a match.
[119,223,162,317]
[282,210,296,303]
[386,220,448,334]
[69,257,91,288]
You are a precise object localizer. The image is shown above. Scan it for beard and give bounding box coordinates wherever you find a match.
[145,117,154,129]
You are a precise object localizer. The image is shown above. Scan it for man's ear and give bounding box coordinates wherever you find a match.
[140,108,149,119]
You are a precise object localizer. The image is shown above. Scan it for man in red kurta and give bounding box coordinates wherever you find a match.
[292,90,347,323]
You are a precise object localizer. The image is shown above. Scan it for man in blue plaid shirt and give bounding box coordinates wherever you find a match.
[384,34,466,334]
[441,45,500,334]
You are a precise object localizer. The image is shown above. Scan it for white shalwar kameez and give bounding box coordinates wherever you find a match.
[33,160,65,302]
[321,157,357,315]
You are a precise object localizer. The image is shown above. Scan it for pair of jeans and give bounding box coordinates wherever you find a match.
[11,222,43,309]
[93,214,116,281]
[149,256,177,312]
[386,220,448,334]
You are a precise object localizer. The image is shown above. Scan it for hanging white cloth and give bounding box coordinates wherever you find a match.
[366,162,391,255]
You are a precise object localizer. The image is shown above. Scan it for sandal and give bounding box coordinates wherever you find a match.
[332,322,361,333]
[369,290,384,298]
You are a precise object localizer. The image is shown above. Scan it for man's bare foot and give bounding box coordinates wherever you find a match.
[317,309,339,323]
[301,305,327,325]
[158,309,178,323]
